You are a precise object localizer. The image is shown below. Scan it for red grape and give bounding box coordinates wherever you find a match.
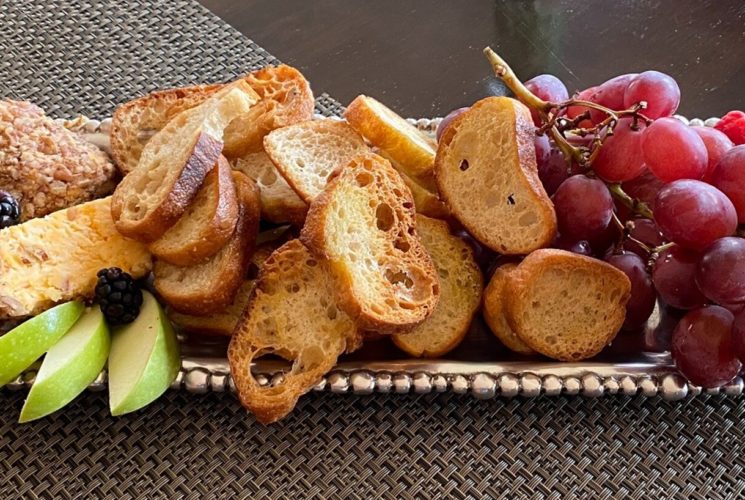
[534,133,550,163]
[553,175,613,241]
[554,234,592,256]
[566,87,598,127]
[537,143,571,196]
[593,117,647,182]
[606,252,657,330]
[524,74,569,126]
[623,71,681,119]
[708,145,745,223]
[654,180,737,251]
[693,126,734,180]
[696,237,745,305]
[672,306,740,388]
[652,246,707,309]
[732,311,745,362]
[436,107,469,142]
[724,302,745,314]
[622,167,666,212]
[641,118,708,182]
[624,218,665,257]
[587,73,638,123]
[643,301,683,352]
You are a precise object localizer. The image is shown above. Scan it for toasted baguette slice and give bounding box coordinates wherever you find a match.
[482,263,534,355]
[223,65,315,159]
[228,239,359,424]
[232,151,308,226]
[505,249,631,361]
[111,81,259,242]
[376,149,449,218]
[344,95,437,188]
[392,216,483,357]
[168,244,275,336]
[264,120,369,202]
[0,197,152,319]
[111,83,223,174]
[301,152,440,333]
[153,172,261,315]
[435,96,557,255]
[148,156,238,266]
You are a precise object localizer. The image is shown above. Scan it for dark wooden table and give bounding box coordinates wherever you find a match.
[201,0,744,120]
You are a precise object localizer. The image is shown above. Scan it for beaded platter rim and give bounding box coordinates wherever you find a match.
[6,113,742,402]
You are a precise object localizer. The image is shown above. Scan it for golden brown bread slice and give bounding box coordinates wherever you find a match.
[504,249,631,361]
[344,95,437,189]
[222,65,315,158]
[110,83,223,174]
[148,156,238,266]
[228,239,359,424]
[0,197,152,319]
[263,119,369,202]
[300,152,440,333]
[392,215,483,357]
[376,149,449,218]
[153,172,261,315]
[167,244,275,336]
[111,81,259,242]
[434,96,557,255]
[232,151,308,226]
[482,263,535,355]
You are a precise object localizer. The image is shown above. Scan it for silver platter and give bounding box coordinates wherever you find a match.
[6,113,736,402]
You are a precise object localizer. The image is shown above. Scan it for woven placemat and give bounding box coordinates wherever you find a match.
[1,1,744,498]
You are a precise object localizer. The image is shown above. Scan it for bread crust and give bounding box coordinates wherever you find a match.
[344,95,437,186]
[110,83,222,174]
[223,65,315,159]
[112,132,222,242]
[504,249,631,361]
[148,156,239,265]
[300,152,440,333]
[482,263,535,355]
[153,172,261,315]
[434,96,557,255]
[228,239,358,424]
[392,215,483,357]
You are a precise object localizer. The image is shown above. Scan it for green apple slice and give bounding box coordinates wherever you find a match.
[0,301,85,387]
[19,308,110,422]
[108,291,180,416]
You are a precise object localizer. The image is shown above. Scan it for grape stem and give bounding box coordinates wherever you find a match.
[607,183,654,219]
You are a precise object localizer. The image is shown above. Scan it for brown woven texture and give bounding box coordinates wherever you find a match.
[1,1,745,498]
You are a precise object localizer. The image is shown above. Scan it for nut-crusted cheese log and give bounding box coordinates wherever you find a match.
[0,100,117,221]
[0,197,152,319]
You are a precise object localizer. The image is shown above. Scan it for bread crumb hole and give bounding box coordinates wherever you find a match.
[545,336,557,345]
[394,237,410,252]
[459,159,469,171]
[507,194,516,205]
[385,269,414,288]
[402,201,414,209]
[306,259,318,267]
[356,172,374,187]
[326,305,338,320]
[376,203,395,231]
[295,158,306,169]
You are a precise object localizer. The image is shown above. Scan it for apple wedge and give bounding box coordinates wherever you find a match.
[0,301,85,387]
[434,96,557,255]
[108,291,180,416]
[19,308,110,422]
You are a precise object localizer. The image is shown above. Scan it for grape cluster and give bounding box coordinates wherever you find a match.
[442,59,745,388]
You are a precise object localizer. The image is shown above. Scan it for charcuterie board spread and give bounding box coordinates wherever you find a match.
[2,49,745,424]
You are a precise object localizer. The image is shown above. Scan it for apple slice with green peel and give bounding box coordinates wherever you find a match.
[19,308,110,422]
[0,301,85,387]
[108,291,180,416]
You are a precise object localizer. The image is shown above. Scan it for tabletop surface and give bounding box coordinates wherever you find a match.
[2,1,745,498]
[200,0,745,119]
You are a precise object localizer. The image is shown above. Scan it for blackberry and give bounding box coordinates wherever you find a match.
[95,268,143,325]
[0,190,20,229]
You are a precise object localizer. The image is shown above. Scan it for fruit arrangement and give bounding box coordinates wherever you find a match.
[1,52,744,424]
[478,47,745,388]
